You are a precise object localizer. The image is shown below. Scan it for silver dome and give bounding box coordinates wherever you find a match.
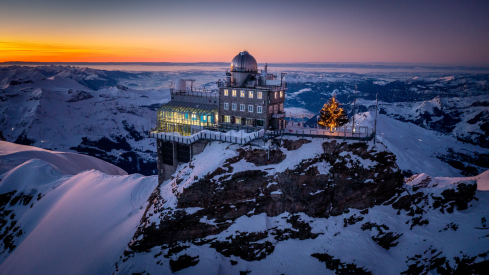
[230,51,257,72]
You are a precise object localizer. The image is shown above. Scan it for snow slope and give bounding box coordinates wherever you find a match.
[354,112,489,177]
[0,143,157,274]
[0,141,127,176]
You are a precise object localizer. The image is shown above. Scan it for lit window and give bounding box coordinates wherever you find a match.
[246,118,253,125]
[257,106,262,113]
[257,92,262,99]
[256,119,264,126]
[232,103,237,110]
[275,92,277,99]
[236,117,241,124]
[240,104,245,111]
[191,114,196,120]
[224,103,229,110]
[185,113,189,119]
[232,90,237,97]
[248,105,253,112]
[224,116,230,123]
[240,90,245,97]
[224,89,228,96]
[202,115,207,122]
[280,91,283,98]
[249,91,254,98]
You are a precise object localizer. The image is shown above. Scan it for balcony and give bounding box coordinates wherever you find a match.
[271,111,285,118]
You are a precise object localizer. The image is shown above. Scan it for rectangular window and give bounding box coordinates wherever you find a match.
[274,92,277,99]
[246,118,253,125]
[232,90,237,97]
[185,113,189,119]
[224,89,229,96]
[257,106,262,113]
[268,106,273,114]
[232,103,237,110]
[240,90,245,97]
[248,91,254,98]
[191,114,196,120]
[280,103,284,111]
[257,92,262,99]
[274,104,278,113]
[248,105,253,112]
[224,103,229,110]
[280,91,283,98]
[240,104,245,111]
[224,116,230,123]
[236,117,241,124]
[256,119,264,126]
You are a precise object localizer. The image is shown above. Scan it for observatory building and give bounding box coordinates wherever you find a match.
[218,51,286,130]
[154,51,287,183]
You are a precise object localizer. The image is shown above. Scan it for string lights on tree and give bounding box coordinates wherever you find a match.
[318,96,349,132]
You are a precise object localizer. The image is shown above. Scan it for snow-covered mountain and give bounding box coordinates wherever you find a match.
[0,66,170,175]
[114,135,489,274]
[1,65,488,178]
[1,121,488,274]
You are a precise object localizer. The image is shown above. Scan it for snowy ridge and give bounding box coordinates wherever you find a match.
[0,141,127,176]
[0,142,157,274]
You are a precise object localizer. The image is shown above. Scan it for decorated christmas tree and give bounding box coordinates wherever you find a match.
[318,97,349,131]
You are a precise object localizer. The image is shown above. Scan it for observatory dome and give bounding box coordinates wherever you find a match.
[230,51,257,72]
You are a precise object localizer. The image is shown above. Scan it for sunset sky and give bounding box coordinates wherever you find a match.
[1,0,489,65]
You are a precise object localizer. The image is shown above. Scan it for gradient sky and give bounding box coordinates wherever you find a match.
[1,0,489,65]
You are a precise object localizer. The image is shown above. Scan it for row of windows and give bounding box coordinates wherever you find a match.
[223,89,284,99]
[224,89,263,99]
[224,103,262,113]
[223,116,265,127]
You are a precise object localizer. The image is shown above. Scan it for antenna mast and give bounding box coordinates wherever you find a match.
[352,85,357,133]
[374,92,378,145]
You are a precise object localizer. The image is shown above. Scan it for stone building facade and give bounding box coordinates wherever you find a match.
[217,51,286,130]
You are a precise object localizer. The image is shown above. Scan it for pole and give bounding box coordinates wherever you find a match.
[353,85,357,134]
[374,92,378,146]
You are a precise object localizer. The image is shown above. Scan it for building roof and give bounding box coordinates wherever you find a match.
[158,100,218,115]
[231,51,257,73]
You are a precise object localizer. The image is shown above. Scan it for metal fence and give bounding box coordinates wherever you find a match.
[266,126,375,141]
[150,129,265,145]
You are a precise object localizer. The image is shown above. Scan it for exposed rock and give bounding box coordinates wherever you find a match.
[432,183,477,213]
[281,138,311,151]
[66,91,93,102]
[343,214,364,227]
[311,253,372,274]
[128,139,404,265]
[209,232,274,261]
[236,148,286,166]
[372,232,403,250]
[169,254,199,272]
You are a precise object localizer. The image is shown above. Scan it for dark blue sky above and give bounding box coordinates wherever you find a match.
[1,0,488,65]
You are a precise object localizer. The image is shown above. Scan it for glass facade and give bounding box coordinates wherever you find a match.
[157,101,218,136]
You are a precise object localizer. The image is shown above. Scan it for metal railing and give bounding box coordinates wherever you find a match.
[278,126,375,141]
[170,89,219,98]
[150,129,265,145]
